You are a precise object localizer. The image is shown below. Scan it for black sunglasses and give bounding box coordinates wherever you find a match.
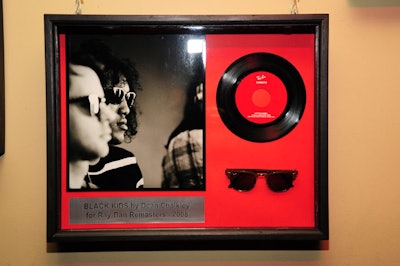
[225,168,298,192]
[105,87,136,108]
[69,94,106,117]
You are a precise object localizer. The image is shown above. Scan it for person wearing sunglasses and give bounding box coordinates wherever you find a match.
[81,40,144,190]
[68,63,117,189]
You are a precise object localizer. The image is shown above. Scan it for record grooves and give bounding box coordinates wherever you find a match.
[216,52,306,142]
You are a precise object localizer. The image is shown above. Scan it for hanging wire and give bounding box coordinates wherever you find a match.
[75,0,83,15]
[290,0,300,14]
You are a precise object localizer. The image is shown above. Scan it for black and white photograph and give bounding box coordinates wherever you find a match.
[67,34,205,190]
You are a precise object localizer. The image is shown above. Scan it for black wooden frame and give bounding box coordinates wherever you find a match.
[45,14,329,250]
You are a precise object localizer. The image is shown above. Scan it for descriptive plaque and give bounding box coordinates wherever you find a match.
[70,197,204,224]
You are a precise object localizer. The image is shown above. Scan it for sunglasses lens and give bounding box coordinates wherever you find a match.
[125,92,136,107]
[105,88,135,107]
[229,173,256,191]
[113,87,125,102]
[267,173,294,192]
[88,94,100,116]
[105,88,123,104]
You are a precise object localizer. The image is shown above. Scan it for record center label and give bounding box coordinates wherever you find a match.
[235,71,287,124]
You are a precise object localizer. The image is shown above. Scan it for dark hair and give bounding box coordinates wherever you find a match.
[102,56,141,141]
[70,39,142,141]
[165,64,205,147]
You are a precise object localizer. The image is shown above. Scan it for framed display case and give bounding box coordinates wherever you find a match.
[46,14,329,249]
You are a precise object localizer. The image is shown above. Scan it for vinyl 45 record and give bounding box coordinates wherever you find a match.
[216,52,306,142]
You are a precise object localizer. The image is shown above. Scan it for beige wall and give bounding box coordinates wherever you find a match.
[1,0,400,265]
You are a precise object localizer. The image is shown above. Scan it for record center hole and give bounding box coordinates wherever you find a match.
[252,89,271,107]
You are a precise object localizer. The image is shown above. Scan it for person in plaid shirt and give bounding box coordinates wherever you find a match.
[162,81,204,190]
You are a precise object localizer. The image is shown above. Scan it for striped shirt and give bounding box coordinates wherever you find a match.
[88,145,143,190]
